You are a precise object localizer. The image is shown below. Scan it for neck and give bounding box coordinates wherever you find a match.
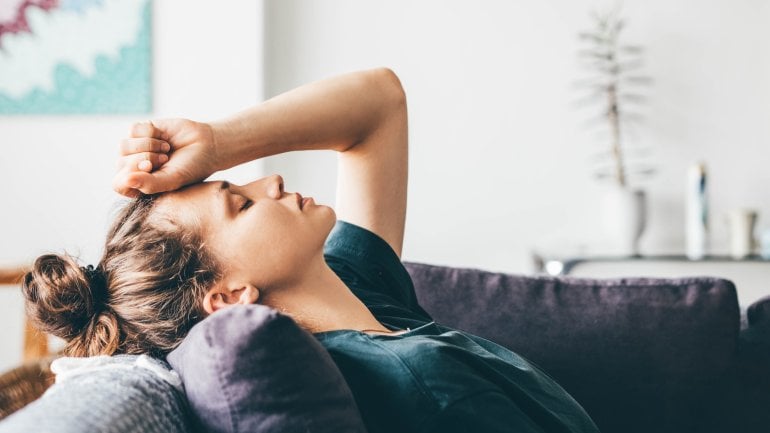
[259,256,389,334]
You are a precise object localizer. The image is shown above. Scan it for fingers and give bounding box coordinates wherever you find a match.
[117,118,206,197]
[116,152,169,172]
[130,121,166,140]
[120,137,170,155]
[115,120,182,198]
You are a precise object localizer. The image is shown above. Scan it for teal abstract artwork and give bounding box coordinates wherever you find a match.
[0,0,152,114]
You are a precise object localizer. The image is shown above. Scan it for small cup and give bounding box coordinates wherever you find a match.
[727,209,758,259]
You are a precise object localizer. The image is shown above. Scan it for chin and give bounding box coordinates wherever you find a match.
[322,206,337,232]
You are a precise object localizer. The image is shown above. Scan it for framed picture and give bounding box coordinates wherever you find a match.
[0,0,152,114]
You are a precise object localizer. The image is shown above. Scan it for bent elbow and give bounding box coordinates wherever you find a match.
[373,67,407,109]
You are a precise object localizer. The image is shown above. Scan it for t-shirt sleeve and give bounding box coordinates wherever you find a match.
[324,220,432,327]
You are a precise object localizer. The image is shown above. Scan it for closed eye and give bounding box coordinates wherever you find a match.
[239,198,253,212]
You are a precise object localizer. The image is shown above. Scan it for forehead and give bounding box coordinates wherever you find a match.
[154,181,223,229]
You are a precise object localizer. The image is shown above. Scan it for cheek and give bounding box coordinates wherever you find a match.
[240,207,302,251]
[238,204,329,257]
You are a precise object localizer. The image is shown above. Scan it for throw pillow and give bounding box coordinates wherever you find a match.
[167,304,367,433]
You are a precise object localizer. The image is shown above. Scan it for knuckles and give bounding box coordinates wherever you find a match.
[130,121,153,138]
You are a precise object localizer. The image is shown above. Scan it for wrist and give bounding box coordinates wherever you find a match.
[208,120,236,171]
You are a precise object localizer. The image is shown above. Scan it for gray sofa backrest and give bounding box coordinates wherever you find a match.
[0,355,191,433]
[405,262,770,433]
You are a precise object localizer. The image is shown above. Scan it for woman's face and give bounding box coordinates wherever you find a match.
[155,175,336,290]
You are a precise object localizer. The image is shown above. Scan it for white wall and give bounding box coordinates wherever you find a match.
[262,0,770,273]
[0,1,264,371]
[1,0,768,371]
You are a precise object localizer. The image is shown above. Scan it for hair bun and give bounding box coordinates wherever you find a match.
[22,254,108,341]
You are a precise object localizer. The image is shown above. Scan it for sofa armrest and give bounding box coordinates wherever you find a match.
[732,297,770,429]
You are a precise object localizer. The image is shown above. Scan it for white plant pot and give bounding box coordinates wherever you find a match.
[601,186,647,256]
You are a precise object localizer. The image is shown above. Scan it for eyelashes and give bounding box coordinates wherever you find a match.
[239,197,253,212]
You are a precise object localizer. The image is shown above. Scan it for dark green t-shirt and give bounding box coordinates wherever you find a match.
[318,221,600,433]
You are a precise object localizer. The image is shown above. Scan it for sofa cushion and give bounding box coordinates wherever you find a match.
[0,355,190,433]
[405,262,740,433]
[166,304,367,433]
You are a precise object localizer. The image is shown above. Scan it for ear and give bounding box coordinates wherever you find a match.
[203,283,260,315]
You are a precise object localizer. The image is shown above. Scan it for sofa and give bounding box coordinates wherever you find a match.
[1,261,768,433]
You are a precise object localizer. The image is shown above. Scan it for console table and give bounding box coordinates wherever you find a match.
[532,253,770,307]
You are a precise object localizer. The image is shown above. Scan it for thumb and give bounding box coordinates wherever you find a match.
[126,168,181,195]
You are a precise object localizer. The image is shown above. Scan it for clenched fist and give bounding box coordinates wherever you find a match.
[113,119,221,198]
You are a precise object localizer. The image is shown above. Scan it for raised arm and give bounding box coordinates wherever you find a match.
[114,68,408,255]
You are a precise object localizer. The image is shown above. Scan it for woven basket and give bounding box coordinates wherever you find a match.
[0,357,56,421]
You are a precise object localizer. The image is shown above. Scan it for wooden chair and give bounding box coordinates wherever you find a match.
[0,265,49,361]
[0,265,56,420]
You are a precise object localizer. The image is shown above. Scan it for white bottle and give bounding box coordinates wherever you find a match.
[686,162,708,260]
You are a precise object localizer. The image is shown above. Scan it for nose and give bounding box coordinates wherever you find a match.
[237,175,284,199]
[265,174,284,199]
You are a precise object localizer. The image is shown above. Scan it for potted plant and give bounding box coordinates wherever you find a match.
[575,6,653,255]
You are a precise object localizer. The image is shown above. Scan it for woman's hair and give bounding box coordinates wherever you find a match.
[21,194,223,358]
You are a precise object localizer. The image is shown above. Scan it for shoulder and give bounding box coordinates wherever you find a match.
[323,221,409,298]
[323,220,433,324]
[324,220,402,264]
[323,219,413,303]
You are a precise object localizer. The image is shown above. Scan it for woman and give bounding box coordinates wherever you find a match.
[23,68,600,433]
